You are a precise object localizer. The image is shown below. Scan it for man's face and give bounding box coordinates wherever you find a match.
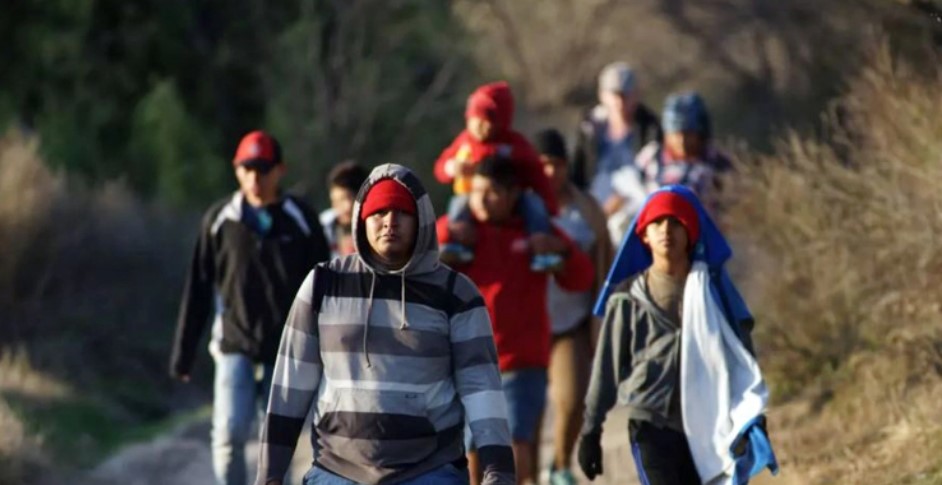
[467,116,494,142]
[642,216,690,261]
[235,163,284,206]
[541,154,568,194]
[599,90,638,120]
[665,131,706,159]
[329,186,356,227]
[468,174,519,224]
[364,209,417,268]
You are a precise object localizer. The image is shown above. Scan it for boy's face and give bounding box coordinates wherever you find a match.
[329,186,356,227]
[469,174,519,224]
[642,216,690,261]
[541,154,568,194]
[665,131,706,159]
[467,116,494,142]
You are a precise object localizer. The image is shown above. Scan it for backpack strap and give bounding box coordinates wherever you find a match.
[310,265,333,313]
[446,269,458,295]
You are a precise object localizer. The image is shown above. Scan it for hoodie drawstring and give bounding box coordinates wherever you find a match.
[364,271,377,368]
[400,272,409,330]
[363,270,409,368]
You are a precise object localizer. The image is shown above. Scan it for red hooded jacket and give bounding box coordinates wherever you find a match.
[434,82,559,215]
[436,215,594,371]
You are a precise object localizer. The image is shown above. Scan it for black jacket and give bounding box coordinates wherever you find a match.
[571,103,663,191]
[170,192,330,376]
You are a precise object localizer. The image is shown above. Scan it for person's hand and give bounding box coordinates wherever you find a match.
[578,432,603,480]
[528,233,567,255]
[447,157,475,178]
[455,158,476,178]
[603,194,625,217]
[448,221,477,246]
[169,367,190,383]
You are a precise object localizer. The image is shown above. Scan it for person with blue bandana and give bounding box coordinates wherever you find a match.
[577,185,777,485]
[637,92,731,200]
[607,92,732,245]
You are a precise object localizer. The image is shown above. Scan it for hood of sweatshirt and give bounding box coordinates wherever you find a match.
[465,81,515,132]
[352,163,440,276]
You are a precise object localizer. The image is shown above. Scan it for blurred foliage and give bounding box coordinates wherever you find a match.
[0,0,477,207]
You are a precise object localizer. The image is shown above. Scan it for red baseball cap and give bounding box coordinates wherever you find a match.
[360,179,416,220]
[635,191,700,249]
[233,131,282,170]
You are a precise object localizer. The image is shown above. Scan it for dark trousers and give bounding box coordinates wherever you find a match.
[629,420,701,485]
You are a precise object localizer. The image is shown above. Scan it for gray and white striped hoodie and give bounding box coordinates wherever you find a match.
[256,164,514,485]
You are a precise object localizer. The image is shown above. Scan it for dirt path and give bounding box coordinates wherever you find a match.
[78,405,642,485]
[79,402,785,485]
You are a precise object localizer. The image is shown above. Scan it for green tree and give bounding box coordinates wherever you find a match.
[129,81,226,207]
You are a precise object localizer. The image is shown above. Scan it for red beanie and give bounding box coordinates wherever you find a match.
[635,191,700,249]
[360,179,416,220]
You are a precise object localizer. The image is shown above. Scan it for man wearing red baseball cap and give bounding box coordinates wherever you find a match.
[170,130,330,485]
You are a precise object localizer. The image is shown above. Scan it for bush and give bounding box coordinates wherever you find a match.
[0,128,196,431]
[723,43,942,397]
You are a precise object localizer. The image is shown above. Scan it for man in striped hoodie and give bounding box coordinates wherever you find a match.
[256,164,515,485]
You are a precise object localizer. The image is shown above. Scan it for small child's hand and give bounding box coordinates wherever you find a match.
[446,157,476,178]
[603,194,626,217]
[448,221,478,246]
[455,158,476,177]
[528,233,567,255]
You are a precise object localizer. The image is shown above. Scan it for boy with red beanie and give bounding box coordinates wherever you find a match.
[434,81,562,271]
[578,186,776,484]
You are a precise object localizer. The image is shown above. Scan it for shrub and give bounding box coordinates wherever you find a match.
[723,43,942,396]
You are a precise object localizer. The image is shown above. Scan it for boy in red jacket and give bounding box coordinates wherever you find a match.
[435,81,562,271]
[437,156,594,485]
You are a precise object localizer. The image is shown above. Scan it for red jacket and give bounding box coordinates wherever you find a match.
[434,82,559,215]
[436,215,594,371]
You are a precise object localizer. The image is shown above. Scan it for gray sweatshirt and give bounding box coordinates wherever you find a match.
[256,164,514,485]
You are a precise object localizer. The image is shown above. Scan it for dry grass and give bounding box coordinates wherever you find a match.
[0,129,199,479]
[451,0,936,145]
[0,128,192,398]
[0,398,47,485]
[0,350,55,485]
[723,43,942,483]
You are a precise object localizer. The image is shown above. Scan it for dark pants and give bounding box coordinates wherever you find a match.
[629,420,701,485]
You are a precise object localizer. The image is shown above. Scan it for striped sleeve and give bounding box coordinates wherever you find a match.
[255,270,322,485]
[449,273,515,485]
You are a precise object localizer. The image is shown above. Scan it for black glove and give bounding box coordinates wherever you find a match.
[578,431,603,480]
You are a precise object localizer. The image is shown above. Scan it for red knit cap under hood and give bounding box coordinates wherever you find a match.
[360,178,417,220]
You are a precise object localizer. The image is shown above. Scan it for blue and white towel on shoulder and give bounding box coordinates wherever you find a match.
[682,261,777,485]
